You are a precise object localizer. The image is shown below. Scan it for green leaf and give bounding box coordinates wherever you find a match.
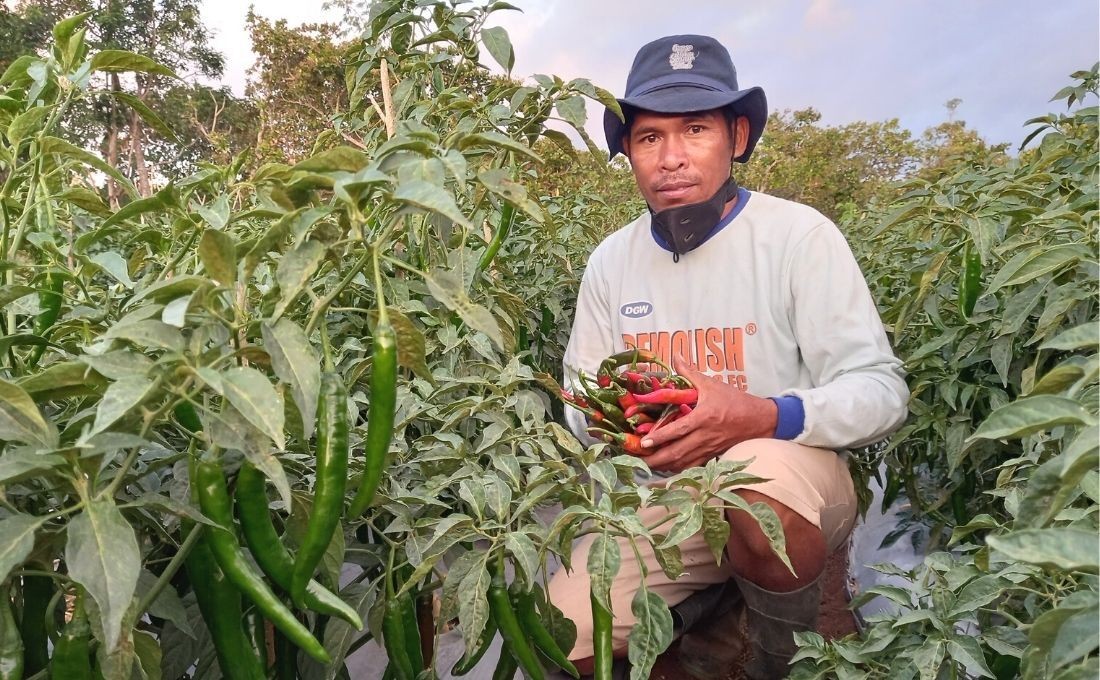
[587,532,621,614]
[0,450,64,486]
[197,228,237,286]
[104,319,185,353]
[101,183,177,229]
[700,505,730,565]
[91,376,156,435]
[627,589,674,680]
[132,629,163,680]
[262,319,319,441]
[66,498,141,652]
[291,146,368,173]
[947,575,1006,618]
[0,514,44,582]
[1041,322,1099,351]
[988,529,1098,573]
[110,91,179,143]
[481,25,514,72]
[456,130,542,162]
[221,366,285,449]
[456,562,491,659]
[505,533,539,587]
[986,244,1086,294]
[555,95,587,129]
[912,638,946,680]
[0,377,56,447]
[90,250,135,288]
[274,240,326,319]
[747,501,793,574]
[424,269,504,351]
[40,136,137,198]
[946,636,994,678]
[7,106,48,146]
[90,50,176,78]
[392,179,472,229]
[0,284,34,309]
[658,503,702,549]
[205,405,292,509]
[969,395,1095,441]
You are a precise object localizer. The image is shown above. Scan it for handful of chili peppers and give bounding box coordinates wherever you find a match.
[560,349,697,455]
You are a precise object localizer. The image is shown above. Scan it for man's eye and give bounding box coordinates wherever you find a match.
[688,125,704,134]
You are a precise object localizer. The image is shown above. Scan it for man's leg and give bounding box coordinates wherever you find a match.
[719,439,857,679]
[546,499,735,675]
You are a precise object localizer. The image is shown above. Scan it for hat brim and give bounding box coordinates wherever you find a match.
[604,86,767,163]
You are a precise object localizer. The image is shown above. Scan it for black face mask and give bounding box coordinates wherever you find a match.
[650,178,739,261]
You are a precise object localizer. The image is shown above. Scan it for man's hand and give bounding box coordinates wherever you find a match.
[635,355,778,472]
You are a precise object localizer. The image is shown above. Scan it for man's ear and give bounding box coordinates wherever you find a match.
[733,116,750,159]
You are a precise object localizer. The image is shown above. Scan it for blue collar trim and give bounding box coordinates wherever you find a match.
[650,187,752,252]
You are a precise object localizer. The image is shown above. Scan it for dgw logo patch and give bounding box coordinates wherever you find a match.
[620,301,653,318]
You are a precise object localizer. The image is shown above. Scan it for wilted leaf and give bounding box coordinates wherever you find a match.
[66,499,141,652]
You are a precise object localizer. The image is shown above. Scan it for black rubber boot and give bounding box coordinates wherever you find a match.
[676,580,746,679]
[733,574,823,680]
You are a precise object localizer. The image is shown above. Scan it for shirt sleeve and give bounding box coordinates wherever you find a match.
[781,222,909,449]
[562,245,615,444]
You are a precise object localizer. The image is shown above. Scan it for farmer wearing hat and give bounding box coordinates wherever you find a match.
[551,35,909,678]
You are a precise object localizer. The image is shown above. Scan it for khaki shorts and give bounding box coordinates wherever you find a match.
[546,439,857,660]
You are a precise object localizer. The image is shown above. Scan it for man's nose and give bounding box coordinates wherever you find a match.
[658,136,687,171]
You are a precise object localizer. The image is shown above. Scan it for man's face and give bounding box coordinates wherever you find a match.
[622,109,749,213]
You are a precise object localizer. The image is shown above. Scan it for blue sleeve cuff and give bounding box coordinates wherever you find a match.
[769,395,805,440]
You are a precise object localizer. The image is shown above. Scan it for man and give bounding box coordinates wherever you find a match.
[549,35,909,678]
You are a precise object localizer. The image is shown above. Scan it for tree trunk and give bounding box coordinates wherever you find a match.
[104,73,123,209]
[130,108,150,197]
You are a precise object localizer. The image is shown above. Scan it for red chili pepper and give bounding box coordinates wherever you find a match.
[618,392,638,410]
[634,422,654,435]
[627,413,654,427]
[589,427,645,454]
[649,375,664,390]
[679,403,693,416]
[623,404,641,418]
[633,388,699,405]
[597,374,612,388]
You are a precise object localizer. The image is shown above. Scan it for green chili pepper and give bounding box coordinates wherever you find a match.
[398,588,424,675]
[194,453,331,664]
[174,401,202,433]
[235,462,362,629]
[381,583,416,680]
[244,608,268,669]
[512,588,578,678]
[28,270,63,368]
[590,591,613,680]
[17,572,51,675]
[349,318,398,517]
[958,246,982,319]
[0,584,23,680]
[183,525,266,680]
[451,613,497,676]
[491,648,519,680]
[477,201,516,273]
[487,555,544,680]
[598,348,666,376]
[48,592,91,680]
[291,372,349,607]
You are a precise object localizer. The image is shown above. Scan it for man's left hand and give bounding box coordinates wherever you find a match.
[634,355,778,472]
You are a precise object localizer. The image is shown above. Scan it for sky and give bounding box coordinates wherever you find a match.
[199,0,1100,149]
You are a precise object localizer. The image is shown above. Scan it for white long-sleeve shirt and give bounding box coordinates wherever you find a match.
[562,189,909,450]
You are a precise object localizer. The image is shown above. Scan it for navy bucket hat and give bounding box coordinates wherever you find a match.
[604,35,767,163]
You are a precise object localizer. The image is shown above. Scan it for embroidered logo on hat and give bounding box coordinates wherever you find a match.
[669,44,696,70]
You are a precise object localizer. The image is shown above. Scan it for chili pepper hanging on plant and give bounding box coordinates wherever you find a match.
[18,571,51,675]
[194,451,331,664]
[451,613,497,676]
[590,590,614,680]
[958,245,982,320]
[381,572,418,680]
[291,360,350,606]
[28,270,63,368]
[349,306,398,517]
[477,201,517,273]
[48,591,92,680]
[487,553,545,680]
[234,462,362,629]
[511,586,579,678]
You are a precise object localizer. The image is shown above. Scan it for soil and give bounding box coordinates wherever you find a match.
[649,545,858,679]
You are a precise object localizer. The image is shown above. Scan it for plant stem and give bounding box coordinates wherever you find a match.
[305,250,372,335]
[135,524,203,618]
